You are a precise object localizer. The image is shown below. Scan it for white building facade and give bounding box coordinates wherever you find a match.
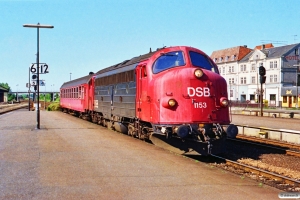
[211,43,300,107]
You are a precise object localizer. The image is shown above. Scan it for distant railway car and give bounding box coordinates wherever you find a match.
[60,46,238,155]
[60,73,95,119]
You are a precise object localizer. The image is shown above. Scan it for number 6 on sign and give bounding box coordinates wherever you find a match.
[30,64,37,73]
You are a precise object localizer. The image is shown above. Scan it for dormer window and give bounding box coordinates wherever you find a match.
[232,55,236,61]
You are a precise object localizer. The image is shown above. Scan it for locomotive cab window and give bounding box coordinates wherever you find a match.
[189,51,219,73]
[152,51,185,74]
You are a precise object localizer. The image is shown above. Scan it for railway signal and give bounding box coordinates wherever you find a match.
[259,64,266,116]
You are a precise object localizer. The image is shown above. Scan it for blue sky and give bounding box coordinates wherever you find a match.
[1,0,299,92]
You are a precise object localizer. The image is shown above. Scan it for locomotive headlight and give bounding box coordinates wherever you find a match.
[220,97,229,107]
[194,69,203,78]
[168,99,177,107]
[162,97,177,108]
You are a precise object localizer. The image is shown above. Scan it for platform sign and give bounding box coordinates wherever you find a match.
[31,63,49,74]
[40,80,45,86]
[31,81,37,86]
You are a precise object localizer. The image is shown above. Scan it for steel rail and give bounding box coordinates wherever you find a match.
[228,137,300,158]
[235,134,300,151]
[211,154,300,186]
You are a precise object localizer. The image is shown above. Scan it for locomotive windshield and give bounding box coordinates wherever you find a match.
[152,51,185,74]
[189,51,218,73]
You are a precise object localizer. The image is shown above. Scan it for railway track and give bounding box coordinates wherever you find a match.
[0,103,28,115]
[229,137,300,158]
[210,154,300,186]
[236,134,300,151]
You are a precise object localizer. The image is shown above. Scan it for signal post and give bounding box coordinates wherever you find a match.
[259,64,266,116]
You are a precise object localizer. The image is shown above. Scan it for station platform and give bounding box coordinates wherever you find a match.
[0,109,281,199]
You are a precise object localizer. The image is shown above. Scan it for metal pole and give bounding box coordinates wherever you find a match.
[28,67,30,111]
[297,59,299,109]
[37,24,40,129]
[23,23,53,129]
[297,71,298,109]
[260,82,263,116]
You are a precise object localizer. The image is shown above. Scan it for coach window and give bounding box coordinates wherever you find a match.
[152,51,185,74]
[189,51,218,73]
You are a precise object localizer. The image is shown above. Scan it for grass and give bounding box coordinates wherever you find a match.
[47,102,60,111]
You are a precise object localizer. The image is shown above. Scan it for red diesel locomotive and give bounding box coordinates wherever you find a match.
[60,46,238,155]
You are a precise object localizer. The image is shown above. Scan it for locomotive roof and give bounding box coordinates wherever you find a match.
[96,49,159,75]
[60,74,94,89]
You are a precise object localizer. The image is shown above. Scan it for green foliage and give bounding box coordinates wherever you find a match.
[47,102,60,111]
[8,94,15,101]
[0,83,10,90]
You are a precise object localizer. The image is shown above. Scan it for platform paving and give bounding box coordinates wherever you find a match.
[0,109,281,199]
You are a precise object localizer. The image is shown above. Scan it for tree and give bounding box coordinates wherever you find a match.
[0,83,10,91]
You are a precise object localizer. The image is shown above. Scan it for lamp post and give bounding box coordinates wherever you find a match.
[294,64,300,108]
[23,23,54,129]
[70,73,72,81]
[16,84,18,102]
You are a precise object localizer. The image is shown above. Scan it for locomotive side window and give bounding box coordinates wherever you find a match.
[189,51,219,73]
[152,51,185,74]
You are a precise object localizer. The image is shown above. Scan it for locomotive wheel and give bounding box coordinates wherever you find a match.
[149,133,222,156]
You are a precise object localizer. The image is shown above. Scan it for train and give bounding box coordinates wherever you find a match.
[60,46,238,155]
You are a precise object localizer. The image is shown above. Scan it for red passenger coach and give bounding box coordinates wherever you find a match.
[60,73,95,119]
[61,46,238,155]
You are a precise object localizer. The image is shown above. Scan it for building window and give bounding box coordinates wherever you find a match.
[251,64,256,71]
[251,76,256,84]
[232,55,236,61]
[270,75,273,83]
[222,67,225,74]
[229,78,235,84]
[240,64,246,72]
[228,66,234,73]
[295,48,299,56]
[274,61,277,68]
[220,57,223,62]
[240,77,246,84]
[274,74,277,82]
[270,61,273,69]
[283,96,287,103]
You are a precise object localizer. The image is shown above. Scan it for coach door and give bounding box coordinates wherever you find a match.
[88,77,94,111]
[136,63,150,120]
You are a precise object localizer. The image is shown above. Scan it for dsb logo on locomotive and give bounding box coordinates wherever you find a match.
[187,87,210,97]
